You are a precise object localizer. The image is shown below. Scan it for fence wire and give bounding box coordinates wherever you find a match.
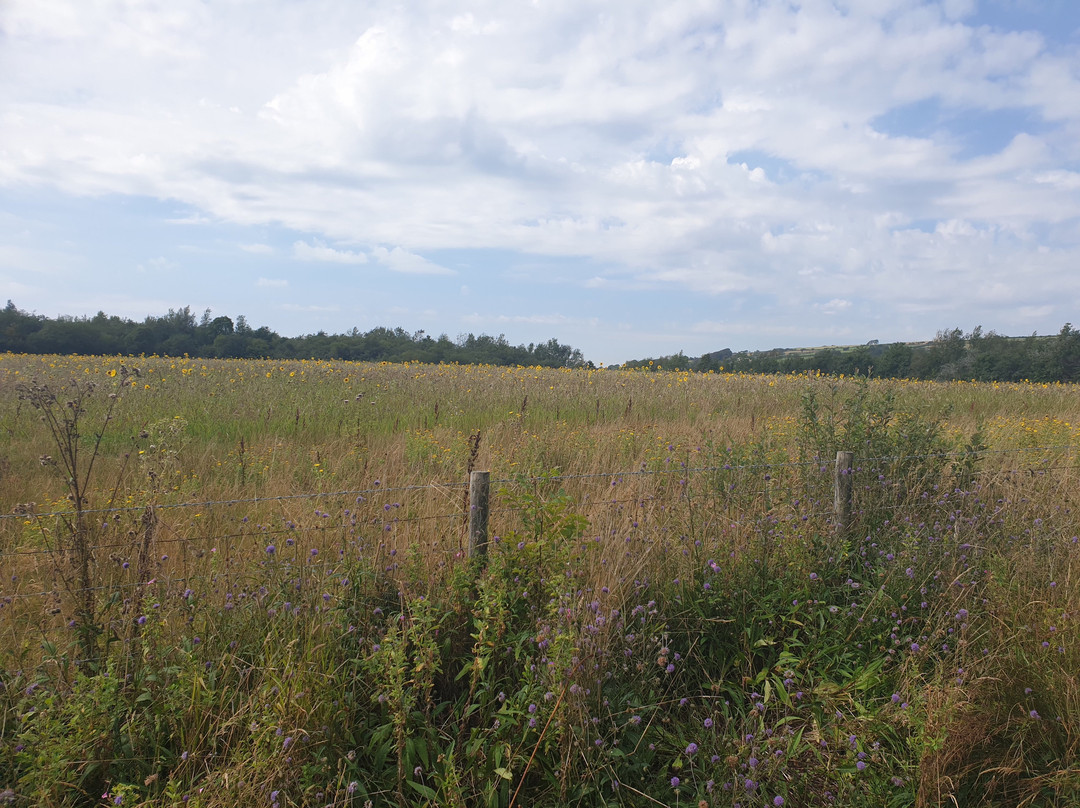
[1,446,1074,602]
[1,442,1072,524]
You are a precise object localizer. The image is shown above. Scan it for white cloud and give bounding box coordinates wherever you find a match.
[1033,170,1080,191]
[256,277,288,288]
[165,214,213,225]
[371,246,454,275]
[3,0,1080,360]
[816,298,853,315]
[293,240,368,264]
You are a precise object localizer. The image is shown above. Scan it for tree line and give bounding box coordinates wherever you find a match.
[0,302,588,368]
[6,302,1079,382]
[624,324,1080,383]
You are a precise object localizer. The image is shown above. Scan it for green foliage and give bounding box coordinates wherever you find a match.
[796,379,959,532]
[622,323,1080,383]
[0,301,588,368]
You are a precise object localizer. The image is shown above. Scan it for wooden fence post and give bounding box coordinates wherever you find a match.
[834,450,854,533]
[468,470,490,560]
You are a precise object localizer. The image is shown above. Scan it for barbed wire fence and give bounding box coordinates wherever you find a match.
[0,443,1076,673]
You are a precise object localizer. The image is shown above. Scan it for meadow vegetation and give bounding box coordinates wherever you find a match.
[0,354,1077,807]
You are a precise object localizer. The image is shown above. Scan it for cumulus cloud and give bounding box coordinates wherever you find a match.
[2,0,1080,358]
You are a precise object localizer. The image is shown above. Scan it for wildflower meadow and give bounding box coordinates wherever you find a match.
[0,354,1077,807]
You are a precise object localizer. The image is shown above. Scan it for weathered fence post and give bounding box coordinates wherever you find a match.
[834,450,854,533]
[468,470,490,560]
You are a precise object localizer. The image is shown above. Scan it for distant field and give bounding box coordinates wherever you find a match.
[776,341,933,358]
[1,355,1078,807]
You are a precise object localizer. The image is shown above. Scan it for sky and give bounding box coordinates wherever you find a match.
[2,0,1079,366]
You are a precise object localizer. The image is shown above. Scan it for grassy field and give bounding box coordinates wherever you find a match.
[0,354,1078,807]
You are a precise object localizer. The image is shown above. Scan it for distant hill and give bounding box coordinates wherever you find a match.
[766,340,933,358]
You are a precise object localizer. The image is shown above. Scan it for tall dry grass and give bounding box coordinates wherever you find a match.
[1,354,1078,807]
